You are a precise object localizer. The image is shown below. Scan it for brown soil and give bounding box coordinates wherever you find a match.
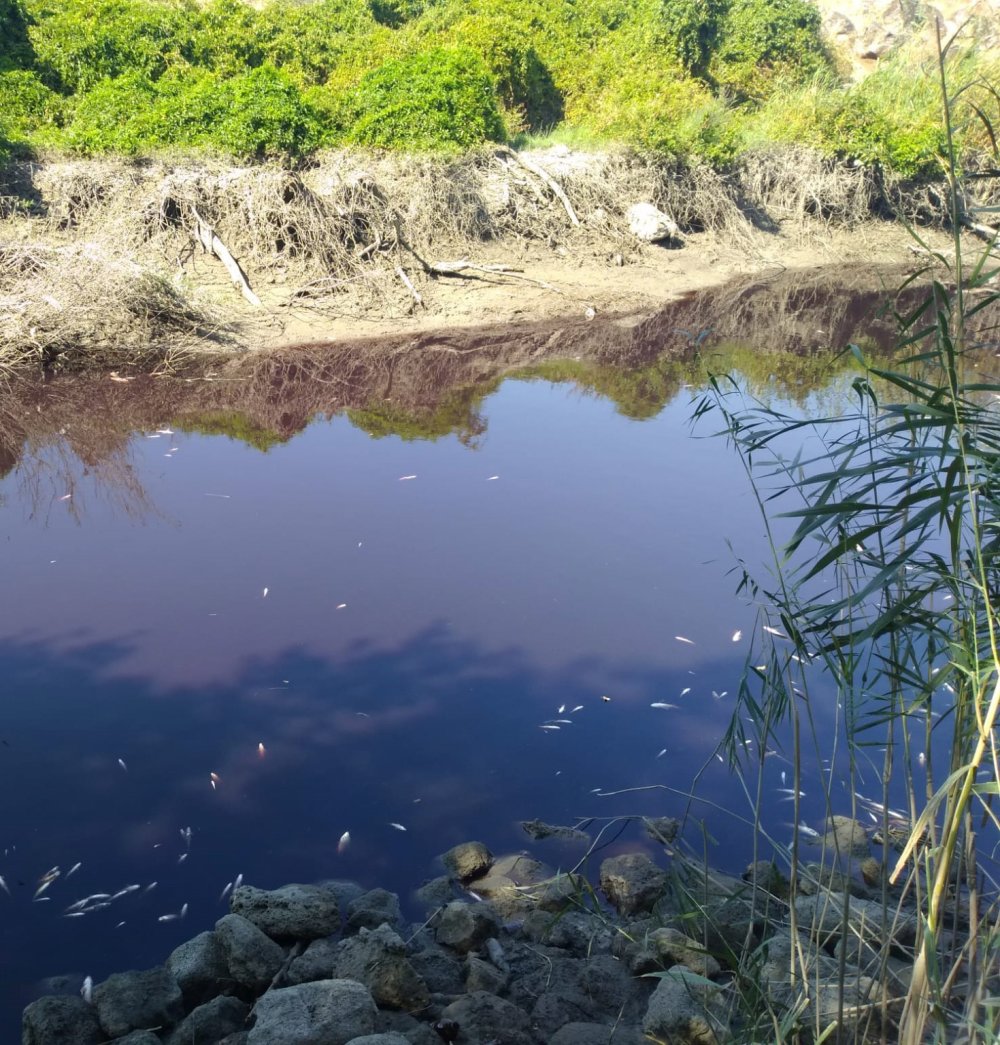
[250,222,944,351]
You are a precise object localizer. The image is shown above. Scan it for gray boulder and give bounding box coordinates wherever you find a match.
[413,875,461,912]
[465,955,506,994]
[92,967,184,1039]
[215,913,286,992]
[599,853,668,916]
[820,816,872,859]
[647,927,721,979]
[346,888,402,932]
[550,1023,646,1045]
[408,946,465,994]
[231,883,341,940]
[287,938,339,985]
[166,996,250,1045]
[334,925,430,1012]
[247,979,377,1045]
[626,203,681,243]
[22,996,103,1045]
[434,901,499,953]
[441,841,493,881]
[440,991,534,1045]
[643,972,731,1043]
[344,1037,411,1045]
[167,930,231,1004]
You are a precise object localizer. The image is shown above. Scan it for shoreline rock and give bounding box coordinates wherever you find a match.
[23,829,925,1045]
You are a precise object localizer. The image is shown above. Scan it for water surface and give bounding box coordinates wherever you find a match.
[0,268,959,1035]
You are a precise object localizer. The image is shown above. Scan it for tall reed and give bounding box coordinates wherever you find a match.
[697,29,1000,1043]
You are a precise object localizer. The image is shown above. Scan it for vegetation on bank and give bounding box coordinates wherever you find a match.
[0,0,994,178]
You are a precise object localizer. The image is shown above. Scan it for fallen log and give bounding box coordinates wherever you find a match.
[497,148,580,228]
[191,206,261,307]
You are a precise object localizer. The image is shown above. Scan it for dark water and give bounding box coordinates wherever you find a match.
[0,270,962,1035]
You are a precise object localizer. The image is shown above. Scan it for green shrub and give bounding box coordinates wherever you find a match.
[0,0,33,71]
[260,0,380,85]
[26,0,193,92]
[333,46,506,150]
[659,0,726,78]
[0,68,62,137]
[64,65,321,159]
[712,0,828,99]
[445,15,562,130]
[183,0,273,77]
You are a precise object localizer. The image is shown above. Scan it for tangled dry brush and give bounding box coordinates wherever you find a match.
[0,146,933,370]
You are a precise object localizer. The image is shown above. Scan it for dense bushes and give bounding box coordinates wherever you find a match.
[333,47,505,150]
[0,0,981,176]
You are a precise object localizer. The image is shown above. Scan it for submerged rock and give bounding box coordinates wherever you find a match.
[167,930,231,1005]
[434,901,500,953]
[165,996,249,1045]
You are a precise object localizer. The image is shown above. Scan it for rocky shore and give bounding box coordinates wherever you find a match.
[23,821,923,1045]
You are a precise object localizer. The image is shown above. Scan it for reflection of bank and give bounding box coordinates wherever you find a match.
[2,265,989,511]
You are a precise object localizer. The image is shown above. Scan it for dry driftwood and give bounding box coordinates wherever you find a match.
[428,259,562,292]
[497,148,580,228]
[395,265,424,309]
[191,206,261,307]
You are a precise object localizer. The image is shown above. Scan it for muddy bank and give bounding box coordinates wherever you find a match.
[0,148,962,371]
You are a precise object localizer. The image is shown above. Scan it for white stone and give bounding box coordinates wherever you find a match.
[626,203,680,243]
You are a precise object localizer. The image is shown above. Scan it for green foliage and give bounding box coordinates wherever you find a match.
[659,0,726,77]
[0,0,33,71]
[0,68,63,138]
[65,65,322,158]
[712,0,827,98]
[332,46,506,150]
[444,15,562,130]
[25,0,193,92]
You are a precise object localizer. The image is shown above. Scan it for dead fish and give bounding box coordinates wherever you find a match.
[115,921,126,928]
[80,976,93,1004]
[58,493,72,502]
[233,874,243,890]
[180,827,192,848]
[66,862,82,879]
[539,725,560,731]
[117,758,128,772]
[674,636,695,645]
[111,885,140,899]
[398,475,417,481]
[257,742,266,758]
[601,695,611,703]
[656,749,667,758]
[180,903,188,919]
[557,705,566,714]
[34,876,58,899]
[388,823,407,832]
[63,911,86,918]
[763,626,786,638]
[210,772,220,790]
[571,705,584,713]
[487,475,499,481]
[711,690,728,699]
[177,853,188,864]
[650,703,678,710]
[219,882,233,902]
[338,831,351,855]
[158,913,178,922]
[0,876,10,896]
[336,603,347,609]
[262,587,269,598]
[732,630,742,642]
[144,882,157,893]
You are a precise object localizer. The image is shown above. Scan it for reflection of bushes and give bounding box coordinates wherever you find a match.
[174,411,284,452]
[347,381,497,446]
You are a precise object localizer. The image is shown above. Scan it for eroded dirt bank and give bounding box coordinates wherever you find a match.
[0,148,963,371]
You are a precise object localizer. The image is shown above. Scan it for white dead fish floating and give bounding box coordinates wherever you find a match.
[732,630,742,642]
[117,758,128,772]
[674,636,695,645]
[66,862,82,879]
[650,703,678,710]
[388,823,407,832]
[398,475,417,481]
[0,876,10,896]
[539,724,560,731]
[80,976,93,1004]
[337,831,351,855]
[219,882,233,902]
[234,874,243,890]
